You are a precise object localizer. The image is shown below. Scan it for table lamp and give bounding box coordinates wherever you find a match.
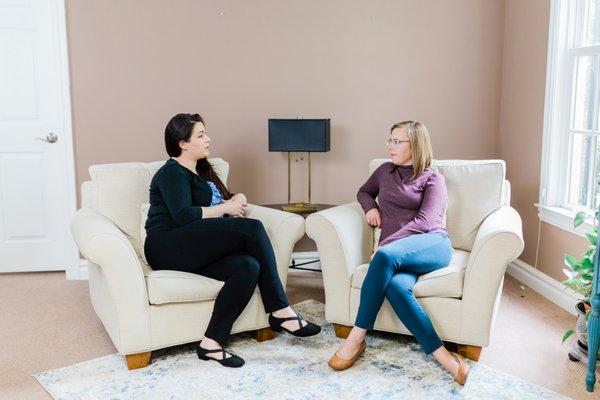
[268,118,330,213]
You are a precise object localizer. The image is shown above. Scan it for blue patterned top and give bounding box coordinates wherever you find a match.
[206,181,224,206]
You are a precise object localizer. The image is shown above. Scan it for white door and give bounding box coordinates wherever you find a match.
[0,0,77,275]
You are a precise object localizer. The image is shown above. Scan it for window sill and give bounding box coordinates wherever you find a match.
[536,205,594,238]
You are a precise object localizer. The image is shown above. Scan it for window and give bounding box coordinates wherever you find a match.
[539,0,600,236]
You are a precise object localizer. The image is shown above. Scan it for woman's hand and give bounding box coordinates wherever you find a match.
[365,208,381,227]
[232,193,248,206]
[224,198,246,217]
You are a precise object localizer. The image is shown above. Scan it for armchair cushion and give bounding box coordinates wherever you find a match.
[351,249,470,298]
[146,270,226,305]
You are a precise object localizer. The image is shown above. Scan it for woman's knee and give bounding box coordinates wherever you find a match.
[237,218,266,236]
[241,217,263,229]
[234,255,260,280]
[371,247,399,270]
[385,280,414,303]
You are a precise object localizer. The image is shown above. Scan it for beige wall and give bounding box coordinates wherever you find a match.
[66,0,588,279]
[66,0,504,205]
[498,0,588,281]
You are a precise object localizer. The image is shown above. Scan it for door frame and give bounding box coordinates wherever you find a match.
[54,0,79,280]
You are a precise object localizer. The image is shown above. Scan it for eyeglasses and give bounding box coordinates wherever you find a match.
[386,138,410,147]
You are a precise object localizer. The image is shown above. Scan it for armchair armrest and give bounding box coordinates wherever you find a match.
[71,207,151,353]
[306,202,373,323]
[460,205,524,344]
[244,204,305,287]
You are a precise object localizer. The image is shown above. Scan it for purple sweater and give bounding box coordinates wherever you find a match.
[357,162,448,247]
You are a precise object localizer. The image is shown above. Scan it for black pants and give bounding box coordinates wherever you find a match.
[144,217,289,346]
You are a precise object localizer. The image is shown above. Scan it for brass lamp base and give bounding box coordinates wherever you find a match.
[281,202,317,213]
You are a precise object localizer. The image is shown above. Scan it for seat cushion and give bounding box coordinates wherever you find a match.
[146,270,225,305]
[351,249,470,298]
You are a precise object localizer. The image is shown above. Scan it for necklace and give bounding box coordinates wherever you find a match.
[397,169,411,183]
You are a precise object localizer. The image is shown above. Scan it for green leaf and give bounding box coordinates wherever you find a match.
[566,258,588,272]
[586,232,597,246]
[574,212,586,228]
[581,257,594,269]
[562,329,574,344]
[573,263,588,272]
[562,279,590,295]
[585,251,594,259]
[562,278,575,287]
[565,254,580,268]
[571,283,591,296]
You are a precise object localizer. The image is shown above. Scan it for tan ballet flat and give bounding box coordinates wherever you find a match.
[328,340,367,371]
[450,352,470,385]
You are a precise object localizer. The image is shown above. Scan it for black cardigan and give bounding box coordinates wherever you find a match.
[145,159,215,234]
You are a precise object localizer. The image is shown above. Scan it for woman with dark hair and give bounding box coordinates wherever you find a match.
[144,113,320,368]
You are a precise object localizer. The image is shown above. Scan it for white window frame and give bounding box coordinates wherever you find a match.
[538,0,600,237]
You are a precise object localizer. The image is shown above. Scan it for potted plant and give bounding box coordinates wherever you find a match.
[562,210,599,363]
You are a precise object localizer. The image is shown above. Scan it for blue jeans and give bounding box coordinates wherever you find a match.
[355,231,452,354]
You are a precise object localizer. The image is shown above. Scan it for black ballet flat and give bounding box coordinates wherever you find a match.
[196,346,245,368]
[269,313,321,337]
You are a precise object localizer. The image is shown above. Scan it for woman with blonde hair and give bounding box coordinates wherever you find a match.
[327,120,469,384]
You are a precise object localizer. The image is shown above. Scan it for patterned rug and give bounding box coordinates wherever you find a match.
[35,300,568,399]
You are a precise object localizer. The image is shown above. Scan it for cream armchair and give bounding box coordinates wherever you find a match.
[306,159,524,361]
[71,158,305,370]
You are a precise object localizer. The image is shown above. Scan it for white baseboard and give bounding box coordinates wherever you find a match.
[78,259,89,280]
[290,251,321,271]
[506,259,583,316]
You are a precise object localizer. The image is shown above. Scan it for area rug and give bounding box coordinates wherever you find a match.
[35,300,568,399]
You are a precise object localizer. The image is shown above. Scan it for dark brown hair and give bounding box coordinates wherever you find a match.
[164,113,233,200]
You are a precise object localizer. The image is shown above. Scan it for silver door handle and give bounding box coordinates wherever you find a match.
[35,133,58,143]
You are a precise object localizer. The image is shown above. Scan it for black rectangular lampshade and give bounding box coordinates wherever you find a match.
[268,119,330,152]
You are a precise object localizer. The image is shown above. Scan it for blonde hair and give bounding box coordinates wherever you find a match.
[390,120,433,180]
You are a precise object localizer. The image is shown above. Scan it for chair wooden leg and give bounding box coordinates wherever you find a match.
[457,344,482,361]
[333,323,353,339]
[124,351,151,370]
[254,327,276,342]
